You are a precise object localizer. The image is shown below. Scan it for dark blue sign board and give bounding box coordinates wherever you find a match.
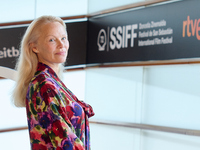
[87,0,200,64]
[0,21,87,69]
[1,0,200,69]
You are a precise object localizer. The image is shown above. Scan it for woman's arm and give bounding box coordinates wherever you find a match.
[26,79,85,150]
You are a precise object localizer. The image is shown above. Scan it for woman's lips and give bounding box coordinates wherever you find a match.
[56,51,66,55]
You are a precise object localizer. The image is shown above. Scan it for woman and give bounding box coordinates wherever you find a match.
[12,16,94,150]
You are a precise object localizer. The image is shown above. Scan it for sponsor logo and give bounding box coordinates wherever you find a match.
[97,19,174,49]
[0,46,19,59]
[183,16,200,40]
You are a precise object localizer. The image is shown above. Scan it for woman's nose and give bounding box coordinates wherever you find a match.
[58,40,64,48]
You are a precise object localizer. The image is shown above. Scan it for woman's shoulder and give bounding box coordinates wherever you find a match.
[29,71,56,89]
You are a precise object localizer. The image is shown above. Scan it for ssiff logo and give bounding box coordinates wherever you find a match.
[97,29,107,51]
[97,24,138,51]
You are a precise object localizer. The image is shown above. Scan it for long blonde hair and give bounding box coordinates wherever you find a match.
[12,15,66,107]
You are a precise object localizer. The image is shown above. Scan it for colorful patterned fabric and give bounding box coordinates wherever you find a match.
[26,62,94,150]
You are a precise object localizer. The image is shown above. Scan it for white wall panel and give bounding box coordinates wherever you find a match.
[62,70,86,101]
[0,0,35,23]
[142,130,200,150]
[88,0,144,14]
[0,79,27,129]
[142,64,200,129]
[36,0,88,18]
[0,130,30,150]
[85,66,143,123]
[90,124,140,150]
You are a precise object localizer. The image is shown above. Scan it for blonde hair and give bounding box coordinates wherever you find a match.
[12,15,66,107]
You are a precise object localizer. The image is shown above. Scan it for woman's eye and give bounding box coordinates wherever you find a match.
[49,39,55,42]
[62,37,66,40]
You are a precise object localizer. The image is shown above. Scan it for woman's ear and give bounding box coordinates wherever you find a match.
[30,43,38,53]
[33,47,38,53]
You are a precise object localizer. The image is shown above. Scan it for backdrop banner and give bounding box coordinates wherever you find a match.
[0,20,87,69]
[1,0,200,69]
[87,0,200,64]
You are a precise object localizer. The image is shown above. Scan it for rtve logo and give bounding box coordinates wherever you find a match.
[97,24,138,51]
[183,16,200,40]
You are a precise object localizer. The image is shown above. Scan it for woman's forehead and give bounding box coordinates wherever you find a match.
[39,22,67,36]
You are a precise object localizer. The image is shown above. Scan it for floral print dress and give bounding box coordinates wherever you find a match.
[26,62,94,150]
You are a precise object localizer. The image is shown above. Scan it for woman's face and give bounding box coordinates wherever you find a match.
[33,21,69,70]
